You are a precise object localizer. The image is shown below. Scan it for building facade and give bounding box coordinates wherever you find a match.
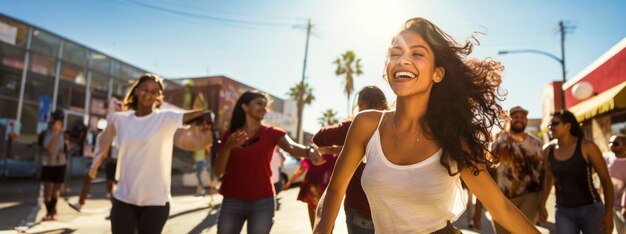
[164,76,298,138]
[542,38,626,152]
[0,13,180,166]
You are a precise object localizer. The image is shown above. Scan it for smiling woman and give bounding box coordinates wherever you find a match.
[313,17,540,234]
[86,73,212,234]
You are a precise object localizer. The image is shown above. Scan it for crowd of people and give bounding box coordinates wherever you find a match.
[33,17,626,234]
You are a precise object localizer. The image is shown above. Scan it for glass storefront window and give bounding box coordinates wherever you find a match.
[29,53,56,77]
[0,98,18,119]
[130,68,143,80]
[19,102,39,136]
[120,64,139,80]
[90,97,107,116]
[111,61,122,77]
[61,62,87,85]
[57,80,86,111]
[0,68,22,102]
[90,72,108,92]
[30,29,60,57]
[23,73,54,103]
[0,16,29,47]
[111,78,128,97]
[0,43,25,70]
[62,41,87,67]
[0,69,21,119]
[91,53,110,74]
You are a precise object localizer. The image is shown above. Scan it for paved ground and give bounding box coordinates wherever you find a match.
[1,174,561,234]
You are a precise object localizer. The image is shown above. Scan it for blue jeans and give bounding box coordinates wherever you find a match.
[195,160,207,186]
[217,196,275,234]
[345,208,375,234]
[555,202,605,234]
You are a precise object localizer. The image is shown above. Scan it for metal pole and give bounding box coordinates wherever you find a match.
[300,19,311,83]
[296,19,312,143]
[559,21,567,109]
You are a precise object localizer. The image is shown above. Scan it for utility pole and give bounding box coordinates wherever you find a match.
[559,21,567,108]
[558,20,575,109]
[499,21,574,110]
[295,19,313,143]
[301,19,312,83]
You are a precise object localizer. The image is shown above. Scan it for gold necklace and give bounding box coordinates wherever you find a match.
[392,119,420,151]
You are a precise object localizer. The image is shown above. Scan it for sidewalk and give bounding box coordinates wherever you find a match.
[2,173,558,233]
[4,174,214,233]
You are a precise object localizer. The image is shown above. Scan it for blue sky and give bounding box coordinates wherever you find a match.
[2,0,625,132]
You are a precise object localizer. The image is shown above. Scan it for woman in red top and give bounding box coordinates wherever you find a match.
[214,90,325,234]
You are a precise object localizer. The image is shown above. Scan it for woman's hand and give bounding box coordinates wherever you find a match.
[308,146,326,166]
[225,130,247,149]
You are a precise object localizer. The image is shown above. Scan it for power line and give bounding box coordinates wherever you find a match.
[113,0,298,29]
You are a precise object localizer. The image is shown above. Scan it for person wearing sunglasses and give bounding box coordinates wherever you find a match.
[539,110,614,233]
[214,90,325,234]
[605,134,626,233]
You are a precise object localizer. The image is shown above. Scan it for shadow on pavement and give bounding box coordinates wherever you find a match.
[186,204,221,234]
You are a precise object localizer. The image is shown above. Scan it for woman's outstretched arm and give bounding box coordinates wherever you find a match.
[88,120,117,179]
[182,109,212,124]
[313,111,380,234]
[461,164,539,233]
[277,135,325,165]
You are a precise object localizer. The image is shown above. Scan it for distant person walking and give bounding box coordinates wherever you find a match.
[473,106,544,233]
[605,134,626,234]
[39,110,68,221]
[214,90,325,234]
[88,74,212,234]
[312,85,388,234]
[539,110,614,234]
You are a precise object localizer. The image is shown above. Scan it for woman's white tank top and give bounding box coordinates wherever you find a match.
[361,111,467,233]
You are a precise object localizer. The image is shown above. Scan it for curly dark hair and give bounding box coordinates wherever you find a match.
[123,73,165,110]
[393,18,506,176]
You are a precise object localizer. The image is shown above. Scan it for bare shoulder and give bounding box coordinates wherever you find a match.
[581,139,597,147]
[352,110,388,129]
[349,110,387,141]
[581,139,601,153]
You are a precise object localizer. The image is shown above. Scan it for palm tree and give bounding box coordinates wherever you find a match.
[287,81,315,143]
[317,108,339,127]
[333,50,363,115]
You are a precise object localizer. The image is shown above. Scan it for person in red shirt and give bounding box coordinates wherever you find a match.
[214,90,325,234]
[313,85,388,234]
